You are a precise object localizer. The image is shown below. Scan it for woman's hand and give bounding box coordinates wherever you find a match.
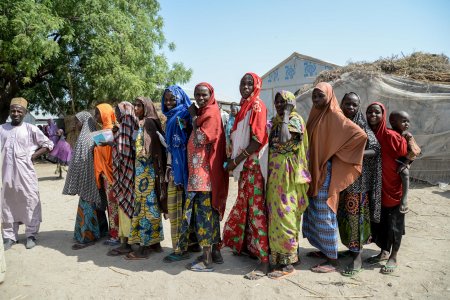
[226,158,237,172]
[188,103,198,118]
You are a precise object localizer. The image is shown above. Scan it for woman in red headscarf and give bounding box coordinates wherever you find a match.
[302,82,366,273]
[222,72,270,280]
[366,102,407,275]
[94,103,119,246]
[178,82,229,272]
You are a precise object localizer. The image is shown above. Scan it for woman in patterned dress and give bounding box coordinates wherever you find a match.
[125,97,167,260]
[266,91,310,279]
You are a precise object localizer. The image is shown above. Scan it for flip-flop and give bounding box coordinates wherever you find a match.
[341,267,363,277]
[188,261,214,272]
[124,251,149,260]
[365,255,389,265]
[306,251,327,259]
[380,264,397,274]
[244,270,266,280]
[338,250,352,258]
[72,242,95,250]
[107,247,132,256]
[311,263,337,273]
[103,238,120,246]
[163,252,190,263]
[268,268,296,280]
[400,207,409,214]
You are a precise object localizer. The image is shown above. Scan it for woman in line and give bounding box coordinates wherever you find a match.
[63,112,108,250]
[302,82,367,273]
[46,119,60,146]
[107,102,138,256]
[266,91,310,279]
[225,103,239,157]
[178,82,229,272]
[161,85,201,263]
[366,102,407,274]
[126,97,167,260]
[222,72,270,280]
[337,92,382,276]
[94,103,119,246]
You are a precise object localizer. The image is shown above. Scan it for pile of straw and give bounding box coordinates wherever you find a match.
[315,52,450,85]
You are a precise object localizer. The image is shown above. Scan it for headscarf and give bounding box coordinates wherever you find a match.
[232,72,268,150]
[270,91,309,169]
[367,102,408,207]
[63,111,102,207]
[306,82,367,213]
[161,85,192,189]
[341,96,382,222]
[193,82,229,218]
[135,96,168,213]
[96,103,116,129]
[113,101,138,218]
[94,103,115,186]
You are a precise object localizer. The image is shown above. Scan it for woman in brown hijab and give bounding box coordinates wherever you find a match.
[302,82,367,273]
[125,97,167,260]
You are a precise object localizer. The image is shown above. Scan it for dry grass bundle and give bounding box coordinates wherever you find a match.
[315,52,450,84]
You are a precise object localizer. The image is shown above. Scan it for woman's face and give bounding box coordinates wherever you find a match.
[94,108,102,124]
[164,91,177,111]
[341,94,360,119]
[366,104,383,127]
[134,101,145,119]
[75,119,83,131]
[239,74,254,99]
[312,88,328,109]
[274,93,286,116]
[194,85,211,108]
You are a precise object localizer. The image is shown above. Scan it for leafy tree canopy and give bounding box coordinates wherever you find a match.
[0,0,192,123]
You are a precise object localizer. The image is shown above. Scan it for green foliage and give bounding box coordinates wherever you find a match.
[0,0,192,122]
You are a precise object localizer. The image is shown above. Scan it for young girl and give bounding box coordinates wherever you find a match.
[366,102,408,274]
[337,92,382,276]
[48,129,72,178]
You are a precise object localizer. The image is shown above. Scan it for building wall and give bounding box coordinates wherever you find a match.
[261,56,334,118]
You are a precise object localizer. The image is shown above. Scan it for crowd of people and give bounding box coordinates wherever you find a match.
[0,72,421,283]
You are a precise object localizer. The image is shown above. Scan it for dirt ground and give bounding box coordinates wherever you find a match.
[1,162,450,299]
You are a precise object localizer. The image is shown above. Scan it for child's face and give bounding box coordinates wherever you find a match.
[240,74,254,99]
[341,94,360,119]
[393,112,410,132]
[366,104,383,127]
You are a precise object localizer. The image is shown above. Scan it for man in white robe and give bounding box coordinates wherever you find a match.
[1,97,53,250]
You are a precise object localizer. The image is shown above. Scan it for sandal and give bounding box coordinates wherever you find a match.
[188,261,214,272]
[163,252,190,263]
[306,251,327,259]
[311,262,337,273]
[341,267,363,277]
[338,250,352,258]
[380,264,397,274]
[268,265,296,280]
[107,247,132,256]
[72,242,95,250]
[124,251,150,260]
[244,270,266,280]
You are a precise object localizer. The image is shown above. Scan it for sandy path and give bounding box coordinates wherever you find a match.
[1,162,449,299]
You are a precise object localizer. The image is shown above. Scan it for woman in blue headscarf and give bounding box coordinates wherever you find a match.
[161,85,200,262]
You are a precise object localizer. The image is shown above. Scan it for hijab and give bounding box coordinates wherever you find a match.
[232,72,268,150]
[306,82,367,213]
[161,85,192,189]
[135,96,168,213]
[193,82,229,219]
[113,101,138,218]
[63,111,102,207]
